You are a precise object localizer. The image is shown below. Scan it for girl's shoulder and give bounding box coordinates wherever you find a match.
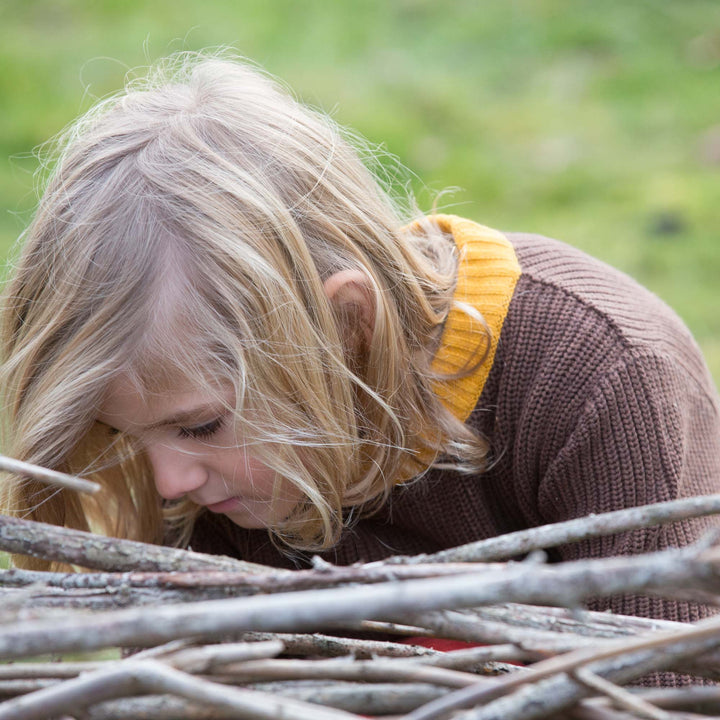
[506,231,675,323]
[503,231,705,380]
[481,231,719,442]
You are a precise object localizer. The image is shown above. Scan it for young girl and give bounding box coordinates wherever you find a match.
[2,53,719,631]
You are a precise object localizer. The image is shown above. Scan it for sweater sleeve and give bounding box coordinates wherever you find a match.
[537,348,720,624]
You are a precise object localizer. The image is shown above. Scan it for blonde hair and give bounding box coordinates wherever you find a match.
[0,52,489,570]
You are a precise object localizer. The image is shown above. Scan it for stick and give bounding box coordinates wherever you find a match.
[463,631,720,720]
[0,515,272,574]
[0,641,284,681]
[209,656,492,688]
[83,683,450,718]
[1,542,719,661]
[470,603,690,637]
[0,455,99,495]
[582,686,720,715]
[238,631,438,659]
[571,667,671,720]
[406,609,600,652]
[409,644,540,668]
[0,681,57,699]
[405,612,720,720]
[0,660,360,720]
[0,561,495,595]
[0,645,523,689]
[380,494,720,564]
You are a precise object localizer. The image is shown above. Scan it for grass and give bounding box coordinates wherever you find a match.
[0,0,718,382]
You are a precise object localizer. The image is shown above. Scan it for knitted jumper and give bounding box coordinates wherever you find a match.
[191,216,720,630]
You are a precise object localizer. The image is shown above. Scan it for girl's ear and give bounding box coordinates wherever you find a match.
[323,270,376,352]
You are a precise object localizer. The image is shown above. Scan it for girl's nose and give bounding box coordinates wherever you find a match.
[144,442,208,500]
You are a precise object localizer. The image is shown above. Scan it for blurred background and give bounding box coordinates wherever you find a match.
[1,0,719,383]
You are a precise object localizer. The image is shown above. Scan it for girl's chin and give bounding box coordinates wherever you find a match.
[222,500,275,529]
[204,491,301,530]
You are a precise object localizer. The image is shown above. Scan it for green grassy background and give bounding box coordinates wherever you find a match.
[1,0,719,383]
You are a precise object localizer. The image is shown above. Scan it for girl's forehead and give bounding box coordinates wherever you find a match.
[97,373,234,432]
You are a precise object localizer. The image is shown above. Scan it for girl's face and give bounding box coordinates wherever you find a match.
[97,375,301,529]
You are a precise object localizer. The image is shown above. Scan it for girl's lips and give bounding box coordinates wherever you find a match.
[205,497,242,514]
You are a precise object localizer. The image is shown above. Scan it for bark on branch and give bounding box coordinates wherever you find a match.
[381,494,720,564]
[0,660,361,720]
[1,541,720,661]
[0,514,271,574]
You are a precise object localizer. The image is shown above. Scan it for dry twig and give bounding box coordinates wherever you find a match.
[3,497,720,720]
[405,612,720,720]
[2,542,720,661]
[0,455,99,495]
[382,494,720,564]
[83,683,451,718]
[570,668,671,720]
[0,660,361,720]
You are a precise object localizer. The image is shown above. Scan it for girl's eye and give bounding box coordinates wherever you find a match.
[178,417,224,440]
[100,422,120,437]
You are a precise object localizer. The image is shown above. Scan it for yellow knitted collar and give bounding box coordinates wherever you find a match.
[422,214,521,421]
[394,215,520,484]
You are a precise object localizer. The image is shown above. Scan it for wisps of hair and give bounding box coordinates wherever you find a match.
[0,50,489,570]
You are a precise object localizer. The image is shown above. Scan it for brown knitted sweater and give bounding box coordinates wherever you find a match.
[191,227,720,629]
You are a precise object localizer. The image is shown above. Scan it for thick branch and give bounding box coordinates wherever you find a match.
[0,514,271,574]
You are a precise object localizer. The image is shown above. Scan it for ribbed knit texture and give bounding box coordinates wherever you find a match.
[191,227,720,685]
[425,215,521,421]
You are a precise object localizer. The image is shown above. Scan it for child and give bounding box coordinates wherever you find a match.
[2,53,719,633]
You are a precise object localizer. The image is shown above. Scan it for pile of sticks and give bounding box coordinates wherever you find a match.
[2,472,720,719]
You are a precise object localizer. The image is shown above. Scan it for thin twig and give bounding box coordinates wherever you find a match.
[405,612,720,720]
[164,640,285,673]
[83,682,451,718]
[409,644,540,668]
[407,609,598,651]
[380,494,720,564]
[618,686,720,712]
[210,656,494,688]
[0,641,283,682]
[571,667,672,720]
[0,562,501,612]
[0,660,360,720]
[470,603,689,637]
[0,562,488,591]
[0,455,99,495]
[238,631,439,659]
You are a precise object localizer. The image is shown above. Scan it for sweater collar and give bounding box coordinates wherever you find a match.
[419,215,521,421]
